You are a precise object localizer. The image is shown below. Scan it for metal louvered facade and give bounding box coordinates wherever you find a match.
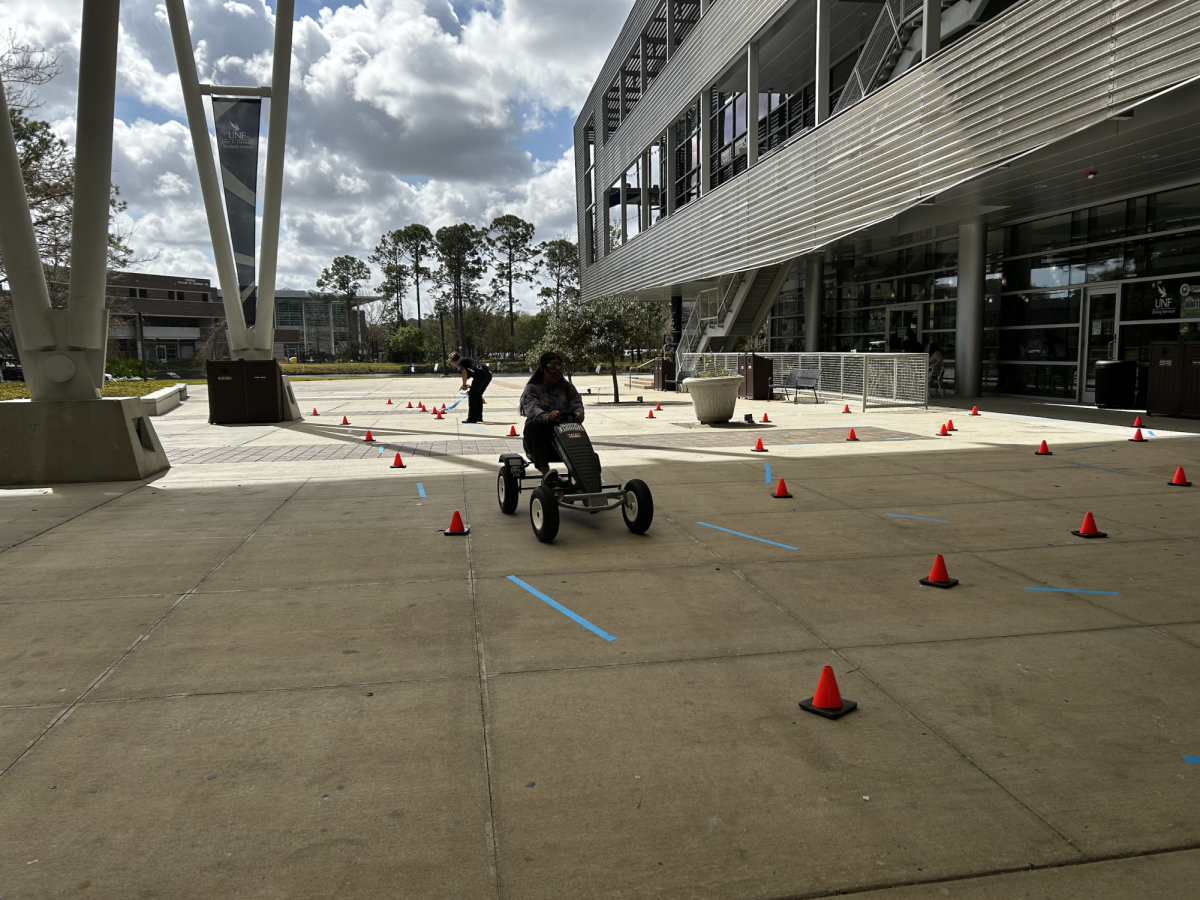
[576,0,1200,300]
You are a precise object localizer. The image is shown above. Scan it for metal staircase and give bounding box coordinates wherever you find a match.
[677,263,794,358]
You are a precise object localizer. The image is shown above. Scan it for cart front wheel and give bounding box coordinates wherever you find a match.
[497,468,518,514]
[529,485,560,543]
[621,479,654,534]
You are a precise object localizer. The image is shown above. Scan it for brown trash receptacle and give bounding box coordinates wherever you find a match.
[1183,341,1200,418]
[206,360,247,424]
[1146,341,1184,417]
[737,354,772,400]
[653,358,675,391]
[206,359,286,424]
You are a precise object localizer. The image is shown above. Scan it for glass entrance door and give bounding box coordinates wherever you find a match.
[1082,288,1118,403]
[887,304,922,352]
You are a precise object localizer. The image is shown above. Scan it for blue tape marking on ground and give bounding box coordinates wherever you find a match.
[416,483,426,498]
[1068,461,1137,477]
[462,422,489,434]
[696,522,799,550]
[885,513,950,523]
[506,575,616,641]
[1185,755,1200,763]
[1148,430,1156,436]
[1024,586,1120,596]
[765,463,771,483]
[1065,443,1113,451]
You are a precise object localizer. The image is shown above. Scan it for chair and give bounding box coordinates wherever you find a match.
[675,369,692,392]
[774,368,820,404]
[928,360,946,399]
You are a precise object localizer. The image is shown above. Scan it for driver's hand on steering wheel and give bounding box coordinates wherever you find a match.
[547,410,561,422]
[574,412,585,424]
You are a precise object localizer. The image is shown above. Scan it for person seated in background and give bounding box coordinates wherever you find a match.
[926,340,944,367]
[519,351,585,484]
[901,329,923,353]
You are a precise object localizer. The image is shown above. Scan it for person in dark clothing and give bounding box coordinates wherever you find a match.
[519,351,585,481]
[449,351,491,423]
[900,330,923,353]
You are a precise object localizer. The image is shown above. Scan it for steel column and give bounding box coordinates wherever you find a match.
[804,254,823,352]
[699,90,711,194]
[922,0,942,60]
[746,41,759,169]
[815,0,832,124]
[956,220,987,398]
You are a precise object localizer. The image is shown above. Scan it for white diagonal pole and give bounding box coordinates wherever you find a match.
[165,0,251,354]
[252,0,295,351]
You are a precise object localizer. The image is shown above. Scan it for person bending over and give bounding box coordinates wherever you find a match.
[448,351,491,423]
[520,351,585,483]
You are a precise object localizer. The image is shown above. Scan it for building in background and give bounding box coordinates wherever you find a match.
[576,0,1200,401]
[58,271,375,365]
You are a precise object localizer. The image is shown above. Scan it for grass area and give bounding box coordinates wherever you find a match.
[0,380,188,401]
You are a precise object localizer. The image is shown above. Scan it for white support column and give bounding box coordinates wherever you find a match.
[665,0,676,58]
[956,220,987,398]
[922,0,942,61]
[804,254,824,352]
[166,0,250,355]
[746,41,759,169]
[815,0,832,124]
[66,0,121,355]
[699,90,711,194]
[0,83,55,351]
[619,67,627,122]
[620,172,628,245]
[251,0,294,353]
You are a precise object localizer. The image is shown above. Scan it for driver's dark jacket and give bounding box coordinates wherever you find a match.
[519,379,584,424]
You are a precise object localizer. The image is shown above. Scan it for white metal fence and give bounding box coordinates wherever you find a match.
[676,352,929,411]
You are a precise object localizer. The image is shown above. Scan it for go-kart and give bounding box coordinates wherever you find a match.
[497,421,653,543]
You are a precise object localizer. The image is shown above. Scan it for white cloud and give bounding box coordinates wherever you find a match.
[4,0,633,299]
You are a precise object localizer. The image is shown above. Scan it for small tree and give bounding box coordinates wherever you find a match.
[537,238,581,314]
[576,295,667,402]
[526,299,591,382]
[388,325,427,365]
[487,214,541,337]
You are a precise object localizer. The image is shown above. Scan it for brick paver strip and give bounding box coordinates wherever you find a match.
[167,426,923,465]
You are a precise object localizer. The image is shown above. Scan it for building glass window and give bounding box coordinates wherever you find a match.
[583,120,597,264]
[674,100,701,209]
[757,86,815,158]
[768,268,803,351]
[710,89,747,188]
[276,299,303,327]
[625,159,641,241]
[607,180,622,252]
[647,134,666,227]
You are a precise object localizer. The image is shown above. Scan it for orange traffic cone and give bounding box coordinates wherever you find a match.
[938,423,950,436]
[946,419,957,431]
[655,403,662,411]
[647,410,655,419]
[1168,466,1192,487]
[419,402,426,411]
[509,425,518,436]
[387,398,392,405]
[390,452,406,469]
[1035,440,1052,456]
[842,404,851,414]
[847,428,859,441]
[969,406,980,416]
[799,665,857,719]
[311,408,319,416]
[444,510,469,536]
[919,554,959,588]
[341,416,349,425]
[772,477,793,499]
[1133,415,1143,428]
[751,437,768,452]
[1129,428,1147,443]
[762,412,770,423]
[482,397,487,404]
[364,430,375,442]
[407,401,413,408]
[1071,512,1107,539]
[441,403,446,410]
[435,410,443,420]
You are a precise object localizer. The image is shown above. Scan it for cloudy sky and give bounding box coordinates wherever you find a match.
[5,0,632,309]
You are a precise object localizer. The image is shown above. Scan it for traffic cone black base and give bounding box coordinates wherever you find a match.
[798,697,858,719]
[1071,529,1107,539]
[919,575,960,588]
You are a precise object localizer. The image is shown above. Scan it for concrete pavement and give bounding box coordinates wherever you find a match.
[1,375,1198,898]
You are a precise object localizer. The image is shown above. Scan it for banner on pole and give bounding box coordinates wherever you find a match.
[212,98,261,325]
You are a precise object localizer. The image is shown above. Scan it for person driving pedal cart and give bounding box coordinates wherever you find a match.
[520,351,584,489]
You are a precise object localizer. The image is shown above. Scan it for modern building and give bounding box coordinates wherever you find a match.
[575,0,1200,400]
[36,271,373,365]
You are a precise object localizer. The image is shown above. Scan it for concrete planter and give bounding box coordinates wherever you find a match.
[682,375,742,423]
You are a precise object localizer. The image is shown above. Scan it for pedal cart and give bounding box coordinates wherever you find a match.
[497,422,653,543]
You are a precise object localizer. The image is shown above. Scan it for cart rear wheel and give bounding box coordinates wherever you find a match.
[529,485,560,543]
[621,479,654,534]
[497,468,518,514]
